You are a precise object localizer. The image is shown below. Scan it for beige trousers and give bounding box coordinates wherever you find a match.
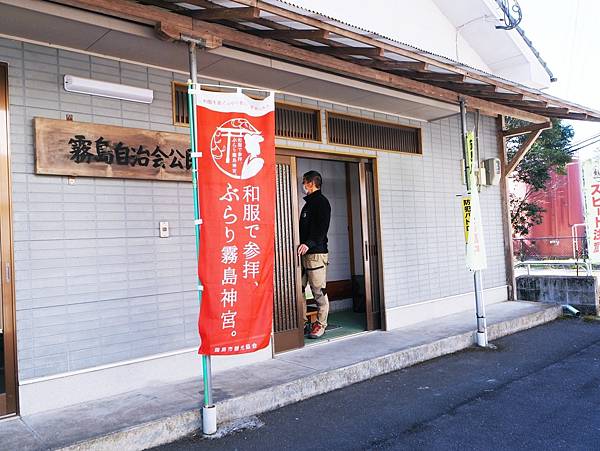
[301,253,329,327]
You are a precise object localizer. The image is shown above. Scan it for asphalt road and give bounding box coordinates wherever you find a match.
[154,317,600,451]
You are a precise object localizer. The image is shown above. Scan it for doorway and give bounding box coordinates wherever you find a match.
[0,62,17,417]
[273,150,382,352]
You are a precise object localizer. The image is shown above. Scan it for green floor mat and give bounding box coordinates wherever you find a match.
[305,310,366,344]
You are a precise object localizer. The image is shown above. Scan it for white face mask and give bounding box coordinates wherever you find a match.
[302,185,309,195]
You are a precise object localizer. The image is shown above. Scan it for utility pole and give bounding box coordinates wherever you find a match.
[460,98,488,347]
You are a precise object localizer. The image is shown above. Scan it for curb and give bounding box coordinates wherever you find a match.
[58,305,562,451]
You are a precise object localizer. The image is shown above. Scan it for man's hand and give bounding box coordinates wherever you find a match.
[297,244,309,256]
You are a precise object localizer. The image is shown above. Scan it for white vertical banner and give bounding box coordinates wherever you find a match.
[580,154,600,263]
[464,131,487,270]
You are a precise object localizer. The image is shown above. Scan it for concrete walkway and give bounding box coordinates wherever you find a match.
[0,301,561,451]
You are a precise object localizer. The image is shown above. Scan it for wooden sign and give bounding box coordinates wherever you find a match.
[34,117,192,181]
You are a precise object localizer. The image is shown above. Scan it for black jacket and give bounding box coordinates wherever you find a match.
[299,190,331,254]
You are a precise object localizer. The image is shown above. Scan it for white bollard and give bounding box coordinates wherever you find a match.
[202,405,217,435]
[476,331,488,347]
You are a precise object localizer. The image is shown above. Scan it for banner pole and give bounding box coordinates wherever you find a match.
[459,99,488,347]
[187,40,216,434]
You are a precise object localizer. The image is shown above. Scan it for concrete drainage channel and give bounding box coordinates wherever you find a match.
[58,305,562,451]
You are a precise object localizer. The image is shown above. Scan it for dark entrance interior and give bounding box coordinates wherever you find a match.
[273,151,382,353]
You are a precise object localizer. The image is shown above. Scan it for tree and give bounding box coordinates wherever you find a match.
[507,118,574,236]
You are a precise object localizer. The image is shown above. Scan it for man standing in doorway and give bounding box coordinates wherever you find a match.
[298,170,331,339]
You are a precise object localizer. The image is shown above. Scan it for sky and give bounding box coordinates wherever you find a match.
[519,0,600,148]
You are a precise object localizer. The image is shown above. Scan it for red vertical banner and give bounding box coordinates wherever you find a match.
[196,90,275,355]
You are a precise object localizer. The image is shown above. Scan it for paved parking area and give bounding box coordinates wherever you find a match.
[157,317,600,451]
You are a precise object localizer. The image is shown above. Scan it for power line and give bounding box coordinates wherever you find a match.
[566,132,600,151]
[568,136,600,154]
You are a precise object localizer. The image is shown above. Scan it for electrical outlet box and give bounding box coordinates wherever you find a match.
[483,158,501,185]
[159,221,169,238]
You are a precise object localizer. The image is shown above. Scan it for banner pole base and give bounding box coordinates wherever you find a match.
[476,331,488,347]
[202,404,217,435]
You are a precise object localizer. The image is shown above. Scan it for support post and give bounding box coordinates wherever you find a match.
[498,117,548,300]
[187,40,217,435]
[459,99,488,347]
[497,115,516,301]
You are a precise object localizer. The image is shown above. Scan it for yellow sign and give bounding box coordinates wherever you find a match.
[465,131,475,184]
[462,130,487,271]
[462,196,471,242]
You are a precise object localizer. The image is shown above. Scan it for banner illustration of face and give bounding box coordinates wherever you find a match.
[210,118,265,180]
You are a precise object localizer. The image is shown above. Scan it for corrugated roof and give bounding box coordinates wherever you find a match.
[61,0,600,121]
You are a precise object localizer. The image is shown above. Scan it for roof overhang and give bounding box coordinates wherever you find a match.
[9,0,600,123]
[0,0,459,121]
[433,0,554,89]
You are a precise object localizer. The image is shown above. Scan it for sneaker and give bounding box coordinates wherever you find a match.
[304,321,312,336]
[308,322,325,339]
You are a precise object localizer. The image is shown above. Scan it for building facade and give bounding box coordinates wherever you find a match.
[0,0,596,417]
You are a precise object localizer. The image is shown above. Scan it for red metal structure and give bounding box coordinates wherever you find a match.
[517,161,585,259]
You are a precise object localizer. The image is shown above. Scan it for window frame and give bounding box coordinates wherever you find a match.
[325,111,423,155]
[275,101,322,143]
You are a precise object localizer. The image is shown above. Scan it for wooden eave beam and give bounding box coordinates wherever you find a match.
[502,121,551,138]
[138,0,188,11]
[310,46,384,57]
[408,72,466,82]
[171,0,233,7]
[188,19,548,123]
[504,129,544,175]
[52,0,549,123]
[364,61,428,72]
[191,6,260,21]
[54,0,191,26]
[551,112,593,120]
[447,82,496,91]
[229,0,600,118]
[156,22,222,48]
[494,99,549,109]
[478,92,525,101]
[251,29,330,40]
[527,106,570,115]
[434,82,497,93]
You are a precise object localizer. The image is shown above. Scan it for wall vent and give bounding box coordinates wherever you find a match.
[275,103,321,141]
[327,113,421,154]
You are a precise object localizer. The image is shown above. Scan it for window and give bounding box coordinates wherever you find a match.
[275,103,321,141]
[327,113,422,154]
[172,84,322,142]
[172,82,189,127]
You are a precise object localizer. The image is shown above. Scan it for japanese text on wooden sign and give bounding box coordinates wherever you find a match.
[34,118,192,181]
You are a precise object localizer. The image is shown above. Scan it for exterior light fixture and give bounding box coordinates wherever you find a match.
[63,75,154,104]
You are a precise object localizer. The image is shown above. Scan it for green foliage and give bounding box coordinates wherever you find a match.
[508,118,574,235]
[509,193,544,237]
